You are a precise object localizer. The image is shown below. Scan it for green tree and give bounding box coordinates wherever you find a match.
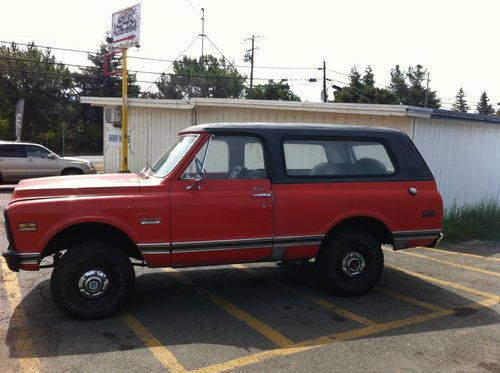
[155,55,245,99]
[388,65,440,108]
[334,66,397,104]
[389,65,409,104]
[0,42,72,149]
[476,91,495,115]
[248,79,300,101]
[452,88,470,112]
[73,42,141,154]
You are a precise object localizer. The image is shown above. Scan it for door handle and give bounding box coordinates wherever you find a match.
[252,192,272,198]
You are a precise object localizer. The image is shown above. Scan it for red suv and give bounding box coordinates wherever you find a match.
[3,123,443,319]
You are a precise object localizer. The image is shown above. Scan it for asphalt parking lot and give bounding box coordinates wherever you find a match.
[0,190,498,372]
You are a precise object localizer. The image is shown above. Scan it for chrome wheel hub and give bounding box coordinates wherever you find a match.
[341,252,366,277]
[78,270,109,299]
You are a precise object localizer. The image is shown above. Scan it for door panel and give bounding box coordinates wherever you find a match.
[170,179,273,266]
[25,145,59,178]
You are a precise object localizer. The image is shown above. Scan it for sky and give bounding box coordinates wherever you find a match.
[1,0,499,110]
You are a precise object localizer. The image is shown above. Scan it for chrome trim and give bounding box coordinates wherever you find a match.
[252,193,272,198]
[273,240,323,248]
[19,260,39,265]
[392,229,442,250]
[141,250,171,255]
[172,246,263,254]
[137,243,171,249]
[172,237,273,248]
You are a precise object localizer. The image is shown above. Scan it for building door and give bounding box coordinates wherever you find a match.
[170,135,273,266]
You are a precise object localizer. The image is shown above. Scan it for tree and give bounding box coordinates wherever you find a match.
[388,64,440,108]
[73,42,141,154]
[155,55,245,99]
[389,65,409,104]
[248,79,300,101]
[334,66,398,105]
[476,91,495,115]
[452,88,470,112]
[0,42,72,148]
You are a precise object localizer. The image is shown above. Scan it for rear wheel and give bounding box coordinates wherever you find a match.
[317,229,383,296]
[50,241,135,319]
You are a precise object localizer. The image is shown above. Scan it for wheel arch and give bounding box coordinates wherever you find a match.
[61,167,84,175]
[42,222,142,260]
[323,216,393,247]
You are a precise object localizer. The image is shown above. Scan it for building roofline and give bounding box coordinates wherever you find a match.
[79,97,500,124]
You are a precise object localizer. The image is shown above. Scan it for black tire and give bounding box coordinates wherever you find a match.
[61,168,83,176]
[317,229,383,296]
[50,241,135,319]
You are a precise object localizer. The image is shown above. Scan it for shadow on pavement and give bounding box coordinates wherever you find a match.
[6,263,499,359]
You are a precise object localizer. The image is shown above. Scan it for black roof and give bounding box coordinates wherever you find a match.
[180,122,403,135]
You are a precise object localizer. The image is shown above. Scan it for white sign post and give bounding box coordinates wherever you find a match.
[111,3,141,51]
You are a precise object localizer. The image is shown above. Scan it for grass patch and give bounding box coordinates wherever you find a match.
[443,200,500,243]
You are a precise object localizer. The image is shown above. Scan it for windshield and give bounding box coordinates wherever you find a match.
[150,135,199,177]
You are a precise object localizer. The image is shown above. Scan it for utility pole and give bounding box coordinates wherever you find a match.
[424,71,430,108]
[200,8,206,59]
[323,60,327,103]
[244,35,258,99]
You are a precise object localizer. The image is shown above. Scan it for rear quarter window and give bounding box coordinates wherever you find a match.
[0,145,26,158]
[283,139,396,177]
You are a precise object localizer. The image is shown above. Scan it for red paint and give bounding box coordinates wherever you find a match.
[5,129,443,272]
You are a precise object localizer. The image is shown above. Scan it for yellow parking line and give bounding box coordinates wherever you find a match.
[191,296,499,373]
[420,247,500,263]
[0,259,41,372]
[163,268,294,348]
[376,287,446,312]
[232,264,378,327]
[397,251,500,278]
[121,311,187,373]
[386,264,499,299]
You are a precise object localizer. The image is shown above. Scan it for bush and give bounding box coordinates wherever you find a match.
[443,200,500,243]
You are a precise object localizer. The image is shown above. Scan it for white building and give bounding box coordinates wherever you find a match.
[81,97,500,209]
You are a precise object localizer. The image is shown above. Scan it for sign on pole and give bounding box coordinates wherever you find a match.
[110,3,141,51]
[15,99,24,142]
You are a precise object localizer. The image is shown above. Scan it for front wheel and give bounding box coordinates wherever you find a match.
[50,241,135,319]
[317,229,383,296]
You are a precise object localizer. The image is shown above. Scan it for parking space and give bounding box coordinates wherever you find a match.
[0,191,499,372]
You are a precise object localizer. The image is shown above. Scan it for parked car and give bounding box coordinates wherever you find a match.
[3,123,443,319]
[0,141,96,183]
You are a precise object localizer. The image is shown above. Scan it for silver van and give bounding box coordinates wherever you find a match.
[0,141,96,183]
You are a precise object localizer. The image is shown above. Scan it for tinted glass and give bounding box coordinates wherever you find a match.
[26,145,50,158]
[0,145,26,158]
[283,139,395,177]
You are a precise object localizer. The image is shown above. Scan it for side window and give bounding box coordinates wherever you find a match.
[283,139,395,177]
[0,145,26,158]
[26,145,50,158]
[351,142,395,173]
[182,135,267,180]
[284,142,327,176]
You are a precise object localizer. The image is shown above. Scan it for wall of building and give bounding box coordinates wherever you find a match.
[413,118,500,208]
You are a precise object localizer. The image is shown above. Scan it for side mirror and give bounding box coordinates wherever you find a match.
[46,153,56,160]
[186,171,207,191]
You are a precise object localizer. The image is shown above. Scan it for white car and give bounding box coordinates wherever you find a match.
[0,141,96,183]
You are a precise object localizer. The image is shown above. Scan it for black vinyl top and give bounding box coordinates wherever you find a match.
[180,122,435,183]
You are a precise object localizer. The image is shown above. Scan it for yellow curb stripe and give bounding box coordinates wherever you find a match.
[232,264,378,327]
[386,264,498,299]
[420,247,500,263]
[191,296,499,373]
[401,251,500,278]
[1,259,41,373]
[376,287,446,312]
[164,269,294,348]
[122,311,187,373]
